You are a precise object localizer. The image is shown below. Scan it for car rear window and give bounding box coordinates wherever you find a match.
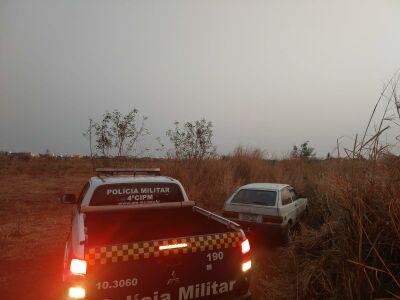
[231,189,276,206]
[89,183,184,206]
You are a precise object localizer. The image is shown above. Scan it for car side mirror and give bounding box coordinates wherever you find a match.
[61,194,76,204]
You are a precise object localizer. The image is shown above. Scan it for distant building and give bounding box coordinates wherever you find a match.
[9,152,35,160]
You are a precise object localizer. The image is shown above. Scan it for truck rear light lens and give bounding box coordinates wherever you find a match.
[70,259,87,275]
[241,239,250,254]
[69,287,86,299]
[159,243,188,251]
[262,216,283,224]
[222,211,239,219]
[242,259,252,272]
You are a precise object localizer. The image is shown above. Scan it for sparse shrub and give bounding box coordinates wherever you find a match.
[86,109,149,157]
[166,118,217,160]
[291,141,316,159]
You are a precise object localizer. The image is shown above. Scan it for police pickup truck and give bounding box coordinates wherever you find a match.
[61,169,251,300]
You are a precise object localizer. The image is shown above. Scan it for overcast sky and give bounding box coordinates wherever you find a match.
[1,0,400,157]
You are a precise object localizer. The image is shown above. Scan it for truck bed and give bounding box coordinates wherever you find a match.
[85,207,234,246]
[82,207,250,300]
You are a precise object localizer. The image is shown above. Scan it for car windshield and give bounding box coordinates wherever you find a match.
[231,189,276,206]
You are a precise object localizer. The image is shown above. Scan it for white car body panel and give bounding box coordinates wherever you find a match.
[223,183,308,230]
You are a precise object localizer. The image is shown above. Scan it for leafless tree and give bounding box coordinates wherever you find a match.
[82,118,94,158]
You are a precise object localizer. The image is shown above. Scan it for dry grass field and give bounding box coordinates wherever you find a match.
[0,152,399,299]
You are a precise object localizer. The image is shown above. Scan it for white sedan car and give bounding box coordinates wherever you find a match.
[222,183,308,243]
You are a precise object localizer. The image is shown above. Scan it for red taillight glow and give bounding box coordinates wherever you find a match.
[70,259,87,275]
[242,259,252,272]
[241,239,251,254]
[159,243,188,251]
[69,287,86,299]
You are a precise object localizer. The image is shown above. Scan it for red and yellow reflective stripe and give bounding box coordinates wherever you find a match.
[85,231,243,266]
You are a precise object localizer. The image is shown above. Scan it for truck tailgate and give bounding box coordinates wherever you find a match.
[82,208,250,300]
[84,232,247,300]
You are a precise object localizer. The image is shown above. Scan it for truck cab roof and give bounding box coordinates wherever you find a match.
[79,169,193,212]
[89,175,178,186]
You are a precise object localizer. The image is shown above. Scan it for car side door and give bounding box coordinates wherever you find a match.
[280,187,297,226]
[289,188,301,220]
[291,188,306,218]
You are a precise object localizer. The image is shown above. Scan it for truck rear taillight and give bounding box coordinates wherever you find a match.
[241,239,250,254]
[262,216,283,224]
[222,211,239,219]
[70,259,87,276]
[242,259,252,272]
[241,238,251,272]
[69,287,86,299]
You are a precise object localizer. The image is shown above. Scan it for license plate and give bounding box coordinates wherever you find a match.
[239,213,262,223]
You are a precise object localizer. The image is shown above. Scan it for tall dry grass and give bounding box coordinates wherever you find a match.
[0,150,399,299]
[261,157,400,300]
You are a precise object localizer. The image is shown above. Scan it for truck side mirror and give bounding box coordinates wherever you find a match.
[61,194,76,204]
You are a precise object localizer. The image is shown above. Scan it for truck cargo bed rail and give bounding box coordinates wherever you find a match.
[193,206,242,231]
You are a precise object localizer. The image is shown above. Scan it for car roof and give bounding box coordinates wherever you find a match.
[238,183,290,191]
[89,175,178,187]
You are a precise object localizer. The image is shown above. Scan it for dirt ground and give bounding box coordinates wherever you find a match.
[0,171,277,300]
[0,173,84,299]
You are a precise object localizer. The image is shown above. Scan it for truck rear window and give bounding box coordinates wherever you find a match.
[89,183,184,206]
[231,189,276,206]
